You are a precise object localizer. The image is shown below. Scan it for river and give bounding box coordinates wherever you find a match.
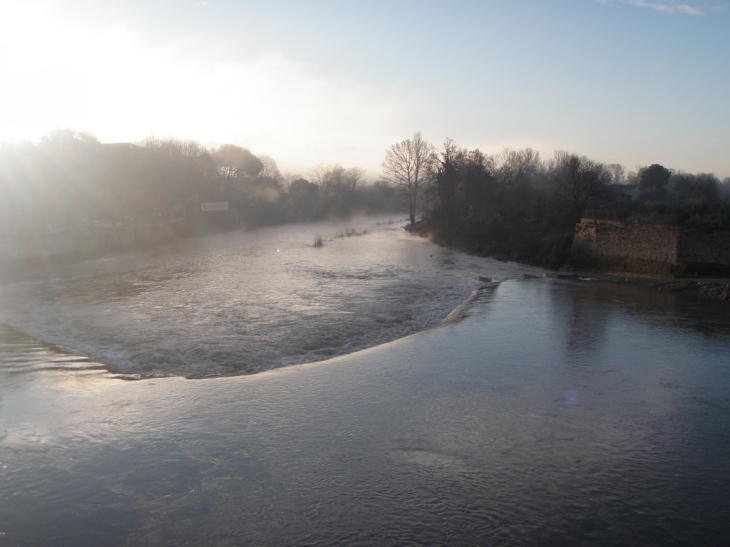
[0,217,729,546]
[0,216,541,378]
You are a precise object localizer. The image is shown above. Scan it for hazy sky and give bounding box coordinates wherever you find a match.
[1,0,728,179]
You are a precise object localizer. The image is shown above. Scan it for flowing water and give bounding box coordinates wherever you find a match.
[0,217,540,378]
[1,217,729,546]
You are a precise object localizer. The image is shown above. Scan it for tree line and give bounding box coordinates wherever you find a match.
[3,128,728,267]
[381,132,730,268]
[0,130,402,245]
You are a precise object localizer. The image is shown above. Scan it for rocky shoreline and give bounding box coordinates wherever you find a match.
[610,275,730,301]
[544,269,730,302]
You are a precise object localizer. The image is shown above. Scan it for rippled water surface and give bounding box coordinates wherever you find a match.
[0,217,539,377]
[1,220,729,546]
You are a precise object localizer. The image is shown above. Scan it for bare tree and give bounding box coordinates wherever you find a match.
[551,151,613,222]
[607,163,625,185]
[309,164,364,191]
[494,147,541,187]
[381,131,434,226]
[258,154,282,183]
[139,136,208,162]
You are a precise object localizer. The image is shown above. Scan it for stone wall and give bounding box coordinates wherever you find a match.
[572,220,680,275]
[572,220,730,276]
[677,227,730,276]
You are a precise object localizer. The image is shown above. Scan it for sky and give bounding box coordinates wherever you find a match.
[1,0,728,179]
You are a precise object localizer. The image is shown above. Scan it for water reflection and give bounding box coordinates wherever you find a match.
[552,282,612,362]
[546,280,730,368]
[1,271,729,544]
[32,264,203,305]
[0,324,143,418]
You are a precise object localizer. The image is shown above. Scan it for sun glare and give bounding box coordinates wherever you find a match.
[0,2,408,174]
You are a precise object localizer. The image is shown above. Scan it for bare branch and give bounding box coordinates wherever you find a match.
[381,131,434,225]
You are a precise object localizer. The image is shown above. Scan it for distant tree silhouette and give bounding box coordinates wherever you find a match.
[694,174,721,201]
[722,178,730,199]
[639,164,671,199]
[309,164,364,190]
[381,131,435,226]
[607,163,625,185]
[258,154,283,183]
[289,178,319,196]
[308,164,365,216]
[551,151,613,222]
[5,127,730,268]
[136,136,216,221]
[430,142,500,244]
[494,147,541,188]
[210,144,263,182]
[432,138,461,242]
[35,130,101,231]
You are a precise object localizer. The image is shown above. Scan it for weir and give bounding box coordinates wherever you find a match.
[2,279,729,545]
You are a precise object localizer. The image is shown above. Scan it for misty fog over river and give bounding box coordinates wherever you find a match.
[1,216,729,546]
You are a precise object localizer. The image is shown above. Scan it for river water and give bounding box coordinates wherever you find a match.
[0,216,541,378]
[1,217,729,546]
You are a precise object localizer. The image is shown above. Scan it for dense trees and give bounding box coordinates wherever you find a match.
[424,141,570,265]
[4,126,728,267]
[494,147,541,188]
[278,164,397,221]
[309,164,364,191]
[551,152,613,222]
[669,172,720,202]
[382,133,729,267]
[0,131,404,252]
[0,130,103,236]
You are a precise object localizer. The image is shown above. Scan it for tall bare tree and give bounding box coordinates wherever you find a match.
[381,131,434,226]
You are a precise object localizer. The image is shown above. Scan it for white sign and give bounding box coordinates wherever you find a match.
[201,202,229,212]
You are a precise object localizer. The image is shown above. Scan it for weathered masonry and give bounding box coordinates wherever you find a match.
[571,219,730,277]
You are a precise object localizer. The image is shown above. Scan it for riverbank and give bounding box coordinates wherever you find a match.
[407,223,730,302]
[548,269,730,302]
[610,274,730,300]
[406,219,575,270]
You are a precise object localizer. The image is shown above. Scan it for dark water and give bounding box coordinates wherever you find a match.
[1,276,729,546]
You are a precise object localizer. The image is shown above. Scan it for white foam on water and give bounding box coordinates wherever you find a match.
[0,217,543,377]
